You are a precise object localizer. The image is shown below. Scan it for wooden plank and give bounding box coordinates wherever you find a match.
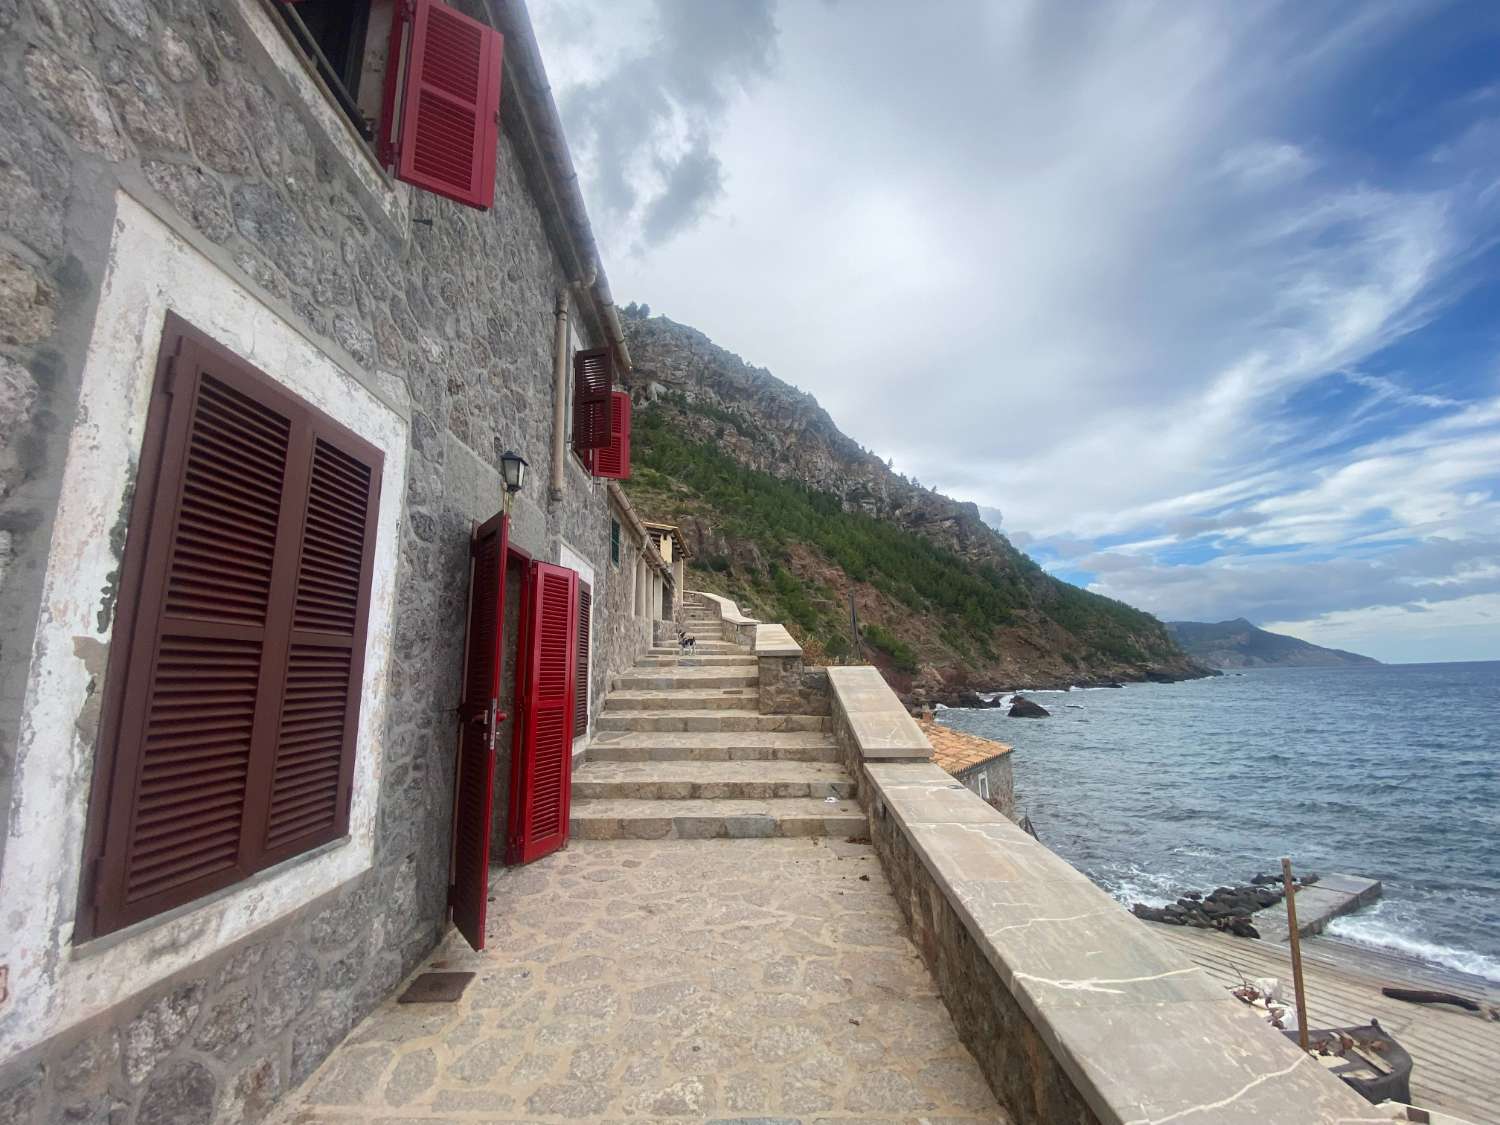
[1155,926,1500,1124]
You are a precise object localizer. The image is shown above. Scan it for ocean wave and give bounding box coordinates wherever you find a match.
[1098,863,1183,908]
[1327,914,1500,983]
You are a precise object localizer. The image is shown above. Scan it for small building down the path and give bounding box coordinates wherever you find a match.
[920,718,1017,819]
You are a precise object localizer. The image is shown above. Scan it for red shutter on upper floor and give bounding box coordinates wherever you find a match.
[590,391,631,480]
[386,0,503,210]
[78,313,382,940]
[573,583,591,736]
[511,562,576,865]
[450,511,508,950]
[572,347,612,454]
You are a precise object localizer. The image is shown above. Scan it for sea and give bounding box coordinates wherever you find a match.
[936,660,1500,983]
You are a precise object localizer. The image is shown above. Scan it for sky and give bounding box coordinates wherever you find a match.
[531,0,1500,664]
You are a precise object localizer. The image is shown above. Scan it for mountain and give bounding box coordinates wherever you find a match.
[618,313,1209,700]
[1166,619,1379,669]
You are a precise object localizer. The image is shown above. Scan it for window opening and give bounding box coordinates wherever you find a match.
[273,0,376,140]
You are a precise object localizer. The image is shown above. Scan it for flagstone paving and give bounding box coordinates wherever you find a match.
[271,838,1006,1123]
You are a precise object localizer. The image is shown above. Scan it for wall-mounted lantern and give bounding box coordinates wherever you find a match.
[500,449,528,499]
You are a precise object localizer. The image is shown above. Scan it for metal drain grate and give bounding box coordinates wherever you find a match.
[397,971,475,1004]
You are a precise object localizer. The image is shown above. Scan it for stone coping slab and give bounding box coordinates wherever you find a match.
[864,760,1383,1124]
[827,666,931,760]
[754,622,803,657]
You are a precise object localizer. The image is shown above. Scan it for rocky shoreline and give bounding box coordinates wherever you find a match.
[1130,872,1321,940]
[913,665,1218,711]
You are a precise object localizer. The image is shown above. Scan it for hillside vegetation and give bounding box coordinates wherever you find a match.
[621,314,1206,699]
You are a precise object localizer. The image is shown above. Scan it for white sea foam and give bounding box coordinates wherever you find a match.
[1327,913,1500,983]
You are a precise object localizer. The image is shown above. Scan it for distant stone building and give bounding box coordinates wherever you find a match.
[643,520,691,616]
[0,1,668,1120]
[920,719,1016,819]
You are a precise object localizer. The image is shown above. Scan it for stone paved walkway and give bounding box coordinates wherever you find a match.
[271,838,1005,1123]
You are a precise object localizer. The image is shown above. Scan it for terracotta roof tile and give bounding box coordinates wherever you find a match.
[919,719,1012,776]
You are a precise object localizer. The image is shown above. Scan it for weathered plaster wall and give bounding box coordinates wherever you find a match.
[0,0,629,1119]
[1,191,410,1060]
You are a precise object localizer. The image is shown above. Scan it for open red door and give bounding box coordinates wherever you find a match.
[450,511,508,949]
[508,561,577,865]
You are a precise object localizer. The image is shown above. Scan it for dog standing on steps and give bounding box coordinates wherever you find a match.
[676,627,696,654]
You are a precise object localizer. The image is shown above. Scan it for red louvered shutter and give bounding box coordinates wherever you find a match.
[590,391,631,479]
[387,0,503,210]
[450,511,507,949]
[511,562,576,865]
[573,583,591,736]
[572,347,612,455]
[78,314,382,939]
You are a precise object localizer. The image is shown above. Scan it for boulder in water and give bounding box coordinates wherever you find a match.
[1008,695,1050,718]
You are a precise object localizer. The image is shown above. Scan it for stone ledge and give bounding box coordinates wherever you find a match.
[754,622,802,658]
[689,589,759,627]
[863,760,1382,1125]
[827,666,931,761]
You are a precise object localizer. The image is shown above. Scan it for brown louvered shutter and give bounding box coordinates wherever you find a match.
[260,435,381,863]
[573,582,591,735]
[78,314,382,939]
[572,347,612,456]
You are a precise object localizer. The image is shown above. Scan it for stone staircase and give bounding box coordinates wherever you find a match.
[570,596,863,839]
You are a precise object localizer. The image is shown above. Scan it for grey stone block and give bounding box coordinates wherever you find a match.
[136,1061,215,1125]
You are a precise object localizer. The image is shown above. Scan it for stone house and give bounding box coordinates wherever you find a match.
[920,718,1017,819]
[642,520,690,619]
[0,0,670,1119]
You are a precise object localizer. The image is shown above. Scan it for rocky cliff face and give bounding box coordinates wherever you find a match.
[621,313,1208,699]
[1167,619,1379,669]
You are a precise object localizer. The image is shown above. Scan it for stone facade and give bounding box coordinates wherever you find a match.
[0,1,659,1121]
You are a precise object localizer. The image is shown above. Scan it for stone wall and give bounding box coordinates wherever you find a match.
[0,0,631,1119]
[757,654,830,716]
[599,493,654,700]
[0,873,402,1125]
[826,668,1378,1125]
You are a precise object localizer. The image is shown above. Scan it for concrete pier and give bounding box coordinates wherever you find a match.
[1255,873,1383,942]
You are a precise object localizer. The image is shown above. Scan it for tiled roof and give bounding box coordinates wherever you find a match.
[919,719,1012,776]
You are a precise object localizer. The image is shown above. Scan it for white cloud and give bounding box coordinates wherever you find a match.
[533,1,1500,660]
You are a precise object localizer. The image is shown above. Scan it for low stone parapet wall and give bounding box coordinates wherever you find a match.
[688,590,759,647]
[826,666,1381,1125]
[754,624,829,715]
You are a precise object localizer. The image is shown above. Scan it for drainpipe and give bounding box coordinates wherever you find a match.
[548,287,569,503]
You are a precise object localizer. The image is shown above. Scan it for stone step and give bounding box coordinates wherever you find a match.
[571,761,853,800]
[636,655,757,668]
[645,648,744,657]
[595,711,830,733]
[604,689,758,711]
[586,730,840,763]
[612,669,760,691]
[570,796,866,840]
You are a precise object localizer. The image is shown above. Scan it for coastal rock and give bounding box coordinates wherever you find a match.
[1007,695,1050,718]
[1131,873,1289,940]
